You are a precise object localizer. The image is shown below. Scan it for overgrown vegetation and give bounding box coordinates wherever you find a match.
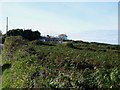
[0,29,41,44]
[2,36,120,89]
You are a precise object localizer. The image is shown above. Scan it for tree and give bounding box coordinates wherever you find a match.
[7,29,23,36]
[6,29,41,41]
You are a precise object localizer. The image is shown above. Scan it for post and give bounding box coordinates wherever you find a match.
[6,17,8,36]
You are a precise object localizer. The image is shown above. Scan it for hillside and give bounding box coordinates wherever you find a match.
[2,36,120,89]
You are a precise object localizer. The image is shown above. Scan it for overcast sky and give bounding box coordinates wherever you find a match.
[0,2,118,44]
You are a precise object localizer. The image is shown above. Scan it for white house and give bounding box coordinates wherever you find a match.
[58,34,68,40]
[40,35,63,43]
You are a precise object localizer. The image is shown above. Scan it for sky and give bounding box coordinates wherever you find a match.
[0,2,118,44]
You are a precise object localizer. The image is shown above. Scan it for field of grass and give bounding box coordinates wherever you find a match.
[2,36,120,89]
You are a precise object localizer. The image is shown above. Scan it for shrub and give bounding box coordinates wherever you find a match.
[7,29,41,41]
[64,42,74,48]
[2,36,28,63]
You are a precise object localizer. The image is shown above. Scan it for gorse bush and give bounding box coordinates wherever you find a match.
[2,36,120,89]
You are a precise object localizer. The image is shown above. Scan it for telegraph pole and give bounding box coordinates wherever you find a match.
[6,17,8,36]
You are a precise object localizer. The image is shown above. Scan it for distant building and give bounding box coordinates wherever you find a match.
[58,34,68,40]
[40,35,63,43]
[40,34,68,43]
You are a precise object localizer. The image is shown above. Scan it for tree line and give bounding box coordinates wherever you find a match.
[0,29,41,44]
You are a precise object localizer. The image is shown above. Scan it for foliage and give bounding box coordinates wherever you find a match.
[2,36,28,63]
[2,36,120,89]
[0,30,2,36]
[0,34,6,44]
[2,63,11,72]
[1,29,41,44]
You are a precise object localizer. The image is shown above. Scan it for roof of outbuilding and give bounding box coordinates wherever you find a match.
[59,34,67,36]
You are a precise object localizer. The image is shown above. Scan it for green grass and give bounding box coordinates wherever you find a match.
[2,36,120,89]
[2,68,11,88]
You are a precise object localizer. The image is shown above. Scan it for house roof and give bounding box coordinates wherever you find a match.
[59,34,67,37]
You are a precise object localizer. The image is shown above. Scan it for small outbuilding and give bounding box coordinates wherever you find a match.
[58,34,68,40]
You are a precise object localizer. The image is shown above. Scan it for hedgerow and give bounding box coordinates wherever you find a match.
[2,36,120,89]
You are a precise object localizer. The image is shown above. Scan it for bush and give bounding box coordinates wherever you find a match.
[64,42,74,48]
[2,36,28,63]
[7,29,41,41]
[31,40,55,46]
[0,34,6,44]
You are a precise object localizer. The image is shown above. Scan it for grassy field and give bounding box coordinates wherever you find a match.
[2,36,120,89]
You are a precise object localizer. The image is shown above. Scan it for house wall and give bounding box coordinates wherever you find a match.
[40,37,63,43]
[59,36,67,40]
